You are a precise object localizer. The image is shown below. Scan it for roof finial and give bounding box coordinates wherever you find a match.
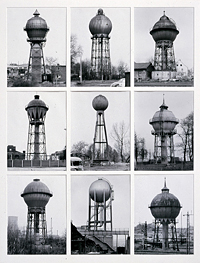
[162,177,169,192]
[163,11,165,16]
[163,93,165,105]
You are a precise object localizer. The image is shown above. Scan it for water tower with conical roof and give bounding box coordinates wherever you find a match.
[24,10,49,84]
[25,95,49,160]
[21,179,53,247]
[149,179,181,250]
[92,95,109,164]
[150,11,179,80]
[149,96,179,164]
[88,178,114,247]
[89,8,112,80]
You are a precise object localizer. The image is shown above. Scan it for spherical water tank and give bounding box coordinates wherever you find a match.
[149,181,181,220]
[89,178,111,203]
[21,179,53,207]
[92,95,108,111]
[150,12,179,42]
[149,99,179,134]
[24,9,49,42]
[89,8,112,37]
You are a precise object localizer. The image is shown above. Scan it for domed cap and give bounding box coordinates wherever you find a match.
[89,8,112,37]
[21,179,53,208]
[152,11,178,31]
[149,179,181,220]
[24,9,49,41]
[92,94,108,111]
[26,95,48,110]
[89,178,111,202]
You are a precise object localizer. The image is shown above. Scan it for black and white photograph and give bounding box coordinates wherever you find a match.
[7,8,66,87]
[134,91,193,171]
[134,174,193,254]
[7,175,66,254]
[134,7,194,86]
[71,92,130,171]
[71,175,130,254]
[7,92,66,170]
[71,8,130,87]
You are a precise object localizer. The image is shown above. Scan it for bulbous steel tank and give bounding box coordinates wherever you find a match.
[149,99,179,134]
[149,181,181,220]
[89,178,111,203]
[150,12,179,42]
[21,179,53,208]
[24,9,49,42]
[92,95,108,111]
[25,95,49,121]
[89,8,112,37]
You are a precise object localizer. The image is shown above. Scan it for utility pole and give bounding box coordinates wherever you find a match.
[183,211,193,254]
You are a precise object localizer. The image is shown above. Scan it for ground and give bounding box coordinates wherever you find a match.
[83,162,130,171]
[71,80,121,87]
[135,80,193,87]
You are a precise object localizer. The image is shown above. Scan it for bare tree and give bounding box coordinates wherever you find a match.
[45,57,58,68]
[134,132,148,163]
[70,34,83,73]
[71,141,88,156]
[117,60,129,78]
[110,121,130,162]
[177,112,193,162]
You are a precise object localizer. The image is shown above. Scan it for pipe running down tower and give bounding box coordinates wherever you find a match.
[149,96,179,164]
[92,95,109,164]
[150,11,179,80]
[21,179,53,248]
[89,8,112,80]
[88,178,114,247]
[149,179,181,250]
[26,95,49,160]
[24,10,49,84]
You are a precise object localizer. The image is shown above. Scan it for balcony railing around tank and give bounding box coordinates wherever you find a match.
[149,117,179,123]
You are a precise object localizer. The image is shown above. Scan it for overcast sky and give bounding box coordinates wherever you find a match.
[71,91,130,150]
[7,175,66,236]
[134,91,193,159]
[71,175,130,234]
[134,174,194,228]
[7,91,66,155]
[135,7,194,69]
[71,8,131,69]
[7,8,66,65]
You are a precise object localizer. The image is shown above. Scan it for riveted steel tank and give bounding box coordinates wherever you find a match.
[149,99,179,134]
[92,94,108,111]
[21,179,53,208]
[25,95,49,123]
[89,178,111,203]
[24,9,49,42]
[89,8,112,37]
[150,12,179,42]
[149,181,181,220]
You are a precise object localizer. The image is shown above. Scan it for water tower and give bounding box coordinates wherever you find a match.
[150,11,179,80]
[149,96,179,164]
[21,179,53,247]
[25,95,49,160]
[24,9,49,84]
[149,179,181,250]
[88,178,114,247]
[89,8,112,80]
[92,95,109,164]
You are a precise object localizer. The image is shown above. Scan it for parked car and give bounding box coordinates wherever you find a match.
[110,78,125,87]
[70,157,83,171]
